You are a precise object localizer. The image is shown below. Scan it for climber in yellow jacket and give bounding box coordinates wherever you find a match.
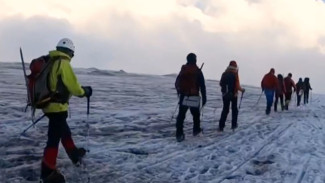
[41,38,92,183]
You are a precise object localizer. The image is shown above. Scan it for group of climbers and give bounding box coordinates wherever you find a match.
[261,69,312,115]
[296,77,313,105]
[175,53,313,143]
[175,54,244,141]
[24,42,314,182]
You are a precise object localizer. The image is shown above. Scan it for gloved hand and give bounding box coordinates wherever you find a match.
[242,88,246,93]
[202,96,207,106]
[82,86,92,97]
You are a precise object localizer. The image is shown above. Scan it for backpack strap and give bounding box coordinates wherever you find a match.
[52,58,69,104]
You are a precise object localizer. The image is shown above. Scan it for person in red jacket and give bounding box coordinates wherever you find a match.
[284,73,296,110]
[261,68,278,115]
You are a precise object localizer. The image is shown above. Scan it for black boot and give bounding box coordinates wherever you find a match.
[176,129,185,142]
[41,162,65,183]
[176,133,185,142]
[193,128,202,136]
[231,123,238,130]
[266,106,271,115]
[68,148,86,166]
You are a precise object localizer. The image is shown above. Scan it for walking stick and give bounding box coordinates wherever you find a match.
[255,90,263,106]
[170,103,179,123]
[87,96,90,115]
[310,90,312,104]
[83,95,91,182]
[200,105,205,119]
[20,114,46,136]
[239,91,244,109]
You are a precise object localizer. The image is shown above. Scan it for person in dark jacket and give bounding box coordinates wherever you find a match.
[175,53,207,142]
[284,73,296,110]
[296,78,304,106]
[261,68,278,115]
[219,60,245,131]
[303,77,312,104]
[274,74,286,111]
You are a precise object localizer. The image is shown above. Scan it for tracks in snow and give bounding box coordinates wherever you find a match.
[217,122,294,183]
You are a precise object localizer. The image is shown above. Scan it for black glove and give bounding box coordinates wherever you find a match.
[202,96,207,106]
[82,86,92,97]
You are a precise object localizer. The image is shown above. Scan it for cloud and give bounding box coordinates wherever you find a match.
[1,0,325,93]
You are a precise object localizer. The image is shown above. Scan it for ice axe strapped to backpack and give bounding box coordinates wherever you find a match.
[20,48,67,121]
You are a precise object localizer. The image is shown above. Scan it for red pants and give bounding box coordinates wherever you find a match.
[42,111,76,170]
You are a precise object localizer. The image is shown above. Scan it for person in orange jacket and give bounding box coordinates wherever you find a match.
[284,73,296,110]
[219,60,245,131]
[261,68,278,115]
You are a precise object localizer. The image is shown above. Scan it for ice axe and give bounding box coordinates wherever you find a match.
[200,63,204,70]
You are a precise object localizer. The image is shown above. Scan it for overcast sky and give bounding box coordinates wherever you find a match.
[1,0,325,93]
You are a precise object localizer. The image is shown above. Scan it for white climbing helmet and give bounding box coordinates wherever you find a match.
[56,38,75,52]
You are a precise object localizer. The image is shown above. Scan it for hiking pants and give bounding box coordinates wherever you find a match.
[297,93,302,106]
[264,89,275,113]
[285,91,292,109]
[304,91,310,104]
[219,95,238,130]
[274,93,284,111]
[42,112,76,171]
[176,105,200,136]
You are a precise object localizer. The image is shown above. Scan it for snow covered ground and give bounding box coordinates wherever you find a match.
[1,62,325,183]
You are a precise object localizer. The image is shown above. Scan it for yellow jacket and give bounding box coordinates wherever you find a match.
[42,50,85,113]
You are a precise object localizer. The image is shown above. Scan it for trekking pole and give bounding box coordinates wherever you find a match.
[292,92,297,107]
[200,105,205,119]
[87,96,90,115]
[85,96,90,152]
[84,96,91,183]
[239,92,244,109]
[255,90,263,106]
[170,103,179,123]
[310,91,312,104]
[213,107,217,114]
[20,114,46,136]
